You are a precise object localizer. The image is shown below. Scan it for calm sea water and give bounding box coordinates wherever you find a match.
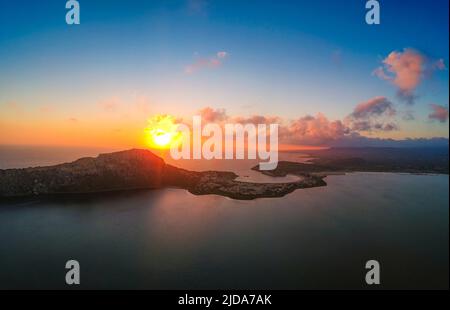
[0,147,448,289]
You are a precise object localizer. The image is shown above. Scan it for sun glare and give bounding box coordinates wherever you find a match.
[145,115,179,149]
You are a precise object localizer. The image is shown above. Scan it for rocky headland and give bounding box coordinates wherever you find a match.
[0,149,326,200]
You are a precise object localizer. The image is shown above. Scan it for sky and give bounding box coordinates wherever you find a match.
[0,0,448,148]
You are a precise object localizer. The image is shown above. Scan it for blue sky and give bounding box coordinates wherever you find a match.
[0,0,448,146]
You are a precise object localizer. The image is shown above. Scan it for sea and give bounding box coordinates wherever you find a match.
[0,146,448,289]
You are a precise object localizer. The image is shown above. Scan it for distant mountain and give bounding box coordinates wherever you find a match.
[306,147,449,174]
[330,136,449,148]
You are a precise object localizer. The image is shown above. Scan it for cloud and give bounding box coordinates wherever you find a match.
[428,104,449,123]
[188,96,449,147]
[373,48,446,104]
[346,96,398,132]
[198,107,348,145]
[351,121,397,132]
[380,122,398,131]
[217,51,228,59]
[198,106,228,122]
[231,115,281,125]
[185,51,229,74]
[193,98,397,146]
[204,110,349,145]
[281,113,349,145]
[401,109,415,121]
[193,107,346,145]
[433,59,447,71]
[350,96,396,119]
[372,66,391,81]
[197,106,279,125]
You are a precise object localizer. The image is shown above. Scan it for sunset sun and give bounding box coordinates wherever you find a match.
[152,129,172,147]
[145,115,179,149]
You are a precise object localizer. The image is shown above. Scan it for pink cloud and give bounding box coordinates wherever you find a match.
[182,103,448,147]
[428,104,449,123]
[232,115,281,125]
[382,123,398,131]
[346,97,398,132]
[373,48,446,104]
[198,106,228,122]
[217,51,228,59]
[192,107,346,145]
[185,51,229,74]
[351,96,396,119]
[372,66,391,81]
[282,113,349,145]
[192,98,399,146]
[188,95,417,146]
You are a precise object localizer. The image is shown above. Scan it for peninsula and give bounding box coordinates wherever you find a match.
[0,147,448,200]
[0,149,325,200]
